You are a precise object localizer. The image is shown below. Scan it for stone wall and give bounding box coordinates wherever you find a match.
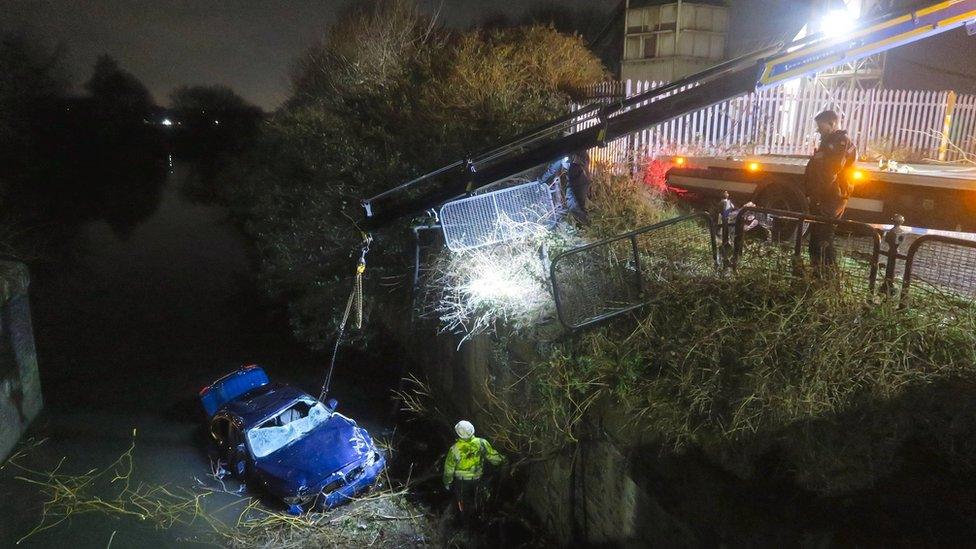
[0,261,43,462]
[416,329,693,546]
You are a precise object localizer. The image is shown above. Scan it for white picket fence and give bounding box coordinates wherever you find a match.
[578,80,976,166]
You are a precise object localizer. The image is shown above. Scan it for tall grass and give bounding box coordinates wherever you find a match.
[422,164,976,494]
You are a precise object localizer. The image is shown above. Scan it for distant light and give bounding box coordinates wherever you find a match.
[747,162,761,172]
[214,119,220,125]
[161,118,174,126]
[820,9,857,38]
[674,156,687,166]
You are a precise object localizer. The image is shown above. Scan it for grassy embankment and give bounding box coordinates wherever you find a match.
[419,166,976,495]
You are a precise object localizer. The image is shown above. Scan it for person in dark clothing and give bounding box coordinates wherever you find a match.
[804,110,857,271]
[541,151,592,224]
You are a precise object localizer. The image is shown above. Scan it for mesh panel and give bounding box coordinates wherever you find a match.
[732,209,880,300]
[905,237,976,308]
[440,181,556,252]
[551,214,716,329]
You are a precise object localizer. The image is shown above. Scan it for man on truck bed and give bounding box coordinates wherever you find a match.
[804,110,857,272]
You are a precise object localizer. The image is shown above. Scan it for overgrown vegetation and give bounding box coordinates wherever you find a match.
[224,0,605,349]
[412,163,976,495]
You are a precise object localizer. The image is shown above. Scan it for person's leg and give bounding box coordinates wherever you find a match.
[567,180,589,224]
[809,222,826,268]
[457,479,476,527]
[821,222,837,267]
[450,480,461,518]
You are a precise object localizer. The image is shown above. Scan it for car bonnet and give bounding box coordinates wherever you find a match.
[253,413,372,486]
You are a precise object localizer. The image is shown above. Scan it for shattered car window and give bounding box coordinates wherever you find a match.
[247,400,330,458]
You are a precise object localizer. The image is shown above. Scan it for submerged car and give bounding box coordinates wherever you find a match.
[200,365,385,513]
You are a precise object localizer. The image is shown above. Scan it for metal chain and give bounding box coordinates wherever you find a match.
[319,235,371,402]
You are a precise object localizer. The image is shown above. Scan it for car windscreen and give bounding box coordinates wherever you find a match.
[247,400,330,458]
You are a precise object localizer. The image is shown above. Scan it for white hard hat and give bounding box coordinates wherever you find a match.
[454,420,475,440]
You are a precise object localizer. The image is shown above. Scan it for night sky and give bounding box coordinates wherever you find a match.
[1,0,618,110]
[2,0,974,111]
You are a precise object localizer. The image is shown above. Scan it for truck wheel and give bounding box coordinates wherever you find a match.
[755,182,808,242]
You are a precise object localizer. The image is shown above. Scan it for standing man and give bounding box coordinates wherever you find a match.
[804,110,857,271]
[443,420,505,525]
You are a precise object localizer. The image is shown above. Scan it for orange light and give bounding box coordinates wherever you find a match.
[747,162,761,172]
[851,170,865,181]
[674,156,687,166]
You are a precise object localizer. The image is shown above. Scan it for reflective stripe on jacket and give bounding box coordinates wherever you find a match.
[442,437,504,487]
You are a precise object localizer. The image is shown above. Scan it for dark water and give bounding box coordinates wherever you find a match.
[0,159,397,547]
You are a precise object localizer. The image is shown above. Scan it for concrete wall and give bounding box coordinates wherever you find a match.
[417,329,698,546]
[0,261,43,462]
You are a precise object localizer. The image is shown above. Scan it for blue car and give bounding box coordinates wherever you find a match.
[200,365,386,514]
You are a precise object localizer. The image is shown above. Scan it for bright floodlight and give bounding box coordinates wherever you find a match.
[820,9,857,37]
[161,118,174,126]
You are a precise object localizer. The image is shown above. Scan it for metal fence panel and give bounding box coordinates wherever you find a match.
[902,235,976,308]
[550,213,718,330]
[440,181,556,252]
[730,207,882,297]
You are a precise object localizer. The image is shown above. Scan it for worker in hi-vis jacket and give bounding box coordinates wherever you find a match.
[443,420,505,525]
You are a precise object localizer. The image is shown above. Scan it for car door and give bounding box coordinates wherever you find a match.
[227,422,249,477]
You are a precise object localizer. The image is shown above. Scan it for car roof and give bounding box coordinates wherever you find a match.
[220,383,317,429]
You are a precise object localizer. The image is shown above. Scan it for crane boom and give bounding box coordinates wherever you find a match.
[362,0,976,228]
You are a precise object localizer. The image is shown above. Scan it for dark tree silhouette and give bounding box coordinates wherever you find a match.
[169,84,263,157]
[85,54,154,116]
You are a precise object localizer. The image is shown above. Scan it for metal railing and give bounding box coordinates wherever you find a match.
[543,204,976,332]
[729,206,883,295]
[901,234,976,308]
[440,181,557,252]
[550,212,717,330]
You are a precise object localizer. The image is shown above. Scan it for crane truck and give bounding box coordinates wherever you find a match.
[362,0,976,233]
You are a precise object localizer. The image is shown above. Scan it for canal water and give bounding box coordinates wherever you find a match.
[0,159,397,547]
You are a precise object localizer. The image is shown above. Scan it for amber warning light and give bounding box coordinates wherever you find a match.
[747,162,761,172]
[674,156,687,166]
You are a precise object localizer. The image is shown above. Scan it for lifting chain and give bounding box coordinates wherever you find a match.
[319,233,372,401]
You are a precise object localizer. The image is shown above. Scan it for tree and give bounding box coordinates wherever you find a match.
[0,34,69,158]
[85,55,153,115]
[169,85,263,158]
[228,0,605,349]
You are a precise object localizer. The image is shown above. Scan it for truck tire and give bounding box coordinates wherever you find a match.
[754,181,808,242]
[755,181,807,213]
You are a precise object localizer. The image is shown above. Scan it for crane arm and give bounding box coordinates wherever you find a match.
[362,0,976,228]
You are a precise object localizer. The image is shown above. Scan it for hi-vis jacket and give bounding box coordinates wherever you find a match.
[443,437,505,487]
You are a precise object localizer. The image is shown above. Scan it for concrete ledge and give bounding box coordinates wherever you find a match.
[0,261,43,462]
